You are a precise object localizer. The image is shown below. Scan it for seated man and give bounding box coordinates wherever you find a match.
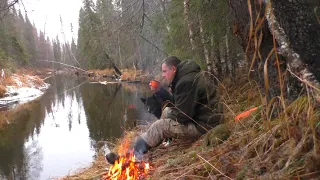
[106,56,223,164]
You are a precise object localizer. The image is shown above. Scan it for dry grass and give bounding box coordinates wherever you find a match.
[0,68,49,88]
[88,68,155,84]
[59,153,108,180]
[88,69,115,76]
[148,79,320,179]
[0,85,6,97]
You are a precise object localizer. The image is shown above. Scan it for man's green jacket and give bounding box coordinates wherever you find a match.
[167,60,223,134]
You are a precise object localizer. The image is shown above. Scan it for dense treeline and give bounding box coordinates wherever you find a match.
[1,0,319,104]
[0,0,251,81]
[0,0,76,69]
[77,0,244,78]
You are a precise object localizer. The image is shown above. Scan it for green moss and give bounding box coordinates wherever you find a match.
[202,124,230,147]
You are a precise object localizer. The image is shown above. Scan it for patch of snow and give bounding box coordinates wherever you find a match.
[39,83,51,91]
[0,84,50,106]
[12,75,23,87]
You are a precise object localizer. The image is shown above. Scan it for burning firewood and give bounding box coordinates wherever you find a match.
[103,151,151,180]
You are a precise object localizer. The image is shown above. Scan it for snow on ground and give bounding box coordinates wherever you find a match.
[0,74,50,107]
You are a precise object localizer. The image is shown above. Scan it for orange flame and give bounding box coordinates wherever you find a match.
[104,141,151,180]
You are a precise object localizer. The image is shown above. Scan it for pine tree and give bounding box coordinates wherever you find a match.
[53,36,62,69]
[23,13,37,63]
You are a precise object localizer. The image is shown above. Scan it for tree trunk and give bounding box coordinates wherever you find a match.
[199,14,212,72]
[159,0,170,33]
[228,0,285,100]
[224,30,230,75]
[228,0,320,103]
[231,56,237,82]
[269,0,320,102]
[117,33,123,68]
[214,42,222,80]
[183,0,197,51]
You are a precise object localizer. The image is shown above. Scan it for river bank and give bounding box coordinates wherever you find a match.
[0,68,54,128]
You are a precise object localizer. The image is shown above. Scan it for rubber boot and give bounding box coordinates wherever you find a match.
[105,152,120,165]
[133,137,151,161]
[106,137,150,164]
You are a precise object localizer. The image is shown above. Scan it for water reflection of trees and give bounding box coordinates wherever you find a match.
[0,99,45,179]
[81,82,154,148]
[0,75,86,179]
[81,83,124,145]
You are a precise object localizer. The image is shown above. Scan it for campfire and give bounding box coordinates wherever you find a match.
[103,150,151,180]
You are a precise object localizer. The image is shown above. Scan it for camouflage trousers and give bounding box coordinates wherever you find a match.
[140,107,202,147]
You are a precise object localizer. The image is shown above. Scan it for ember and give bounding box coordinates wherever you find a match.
[103,151,151,180]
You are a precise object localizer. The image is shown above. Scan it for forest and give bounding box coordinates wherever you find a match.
[0,0,320,179]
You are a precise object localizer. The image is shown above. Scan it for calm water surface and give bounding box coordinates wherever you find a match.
[0,75,153,180]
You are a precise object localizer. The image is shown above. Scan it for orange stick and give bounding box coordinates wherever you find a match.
[235,107,258,121]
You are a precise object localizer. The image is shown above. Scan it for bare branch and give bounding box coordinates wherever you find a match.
[139,35,168,56]
[0,0,19,20]
[37,60,88,73]
[59,15,82,67]
[0,0,18,11]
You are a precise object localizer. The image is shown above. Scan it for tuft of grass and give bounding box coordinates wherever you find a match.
[0,85,6,98]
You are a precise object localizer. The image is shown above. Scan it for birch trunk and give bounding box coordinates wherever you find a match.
[215,42,222,80]
[117,33,123,68]
[267,0,320,103]
[159,0,170,32]
[224,30,230,75]
[199,14,212,72]
[183,0,196,51]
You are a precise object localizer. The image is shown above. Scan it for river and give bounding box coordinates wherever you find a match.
[0,74,154,180]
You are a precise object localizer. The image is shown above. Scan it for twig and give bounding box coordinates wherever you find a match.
[139,35,168,56]
[295,170,320,179]
[197,154,233,180]
[284,127,310,170]
[59,15,81,67]
[172,162,205,180]
[59,80,88,96]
